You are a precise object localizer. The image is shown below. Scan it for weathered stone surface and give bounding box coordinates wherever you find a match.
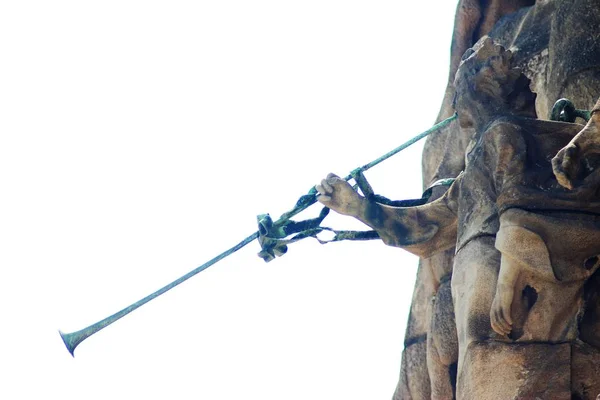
[393,262,433,400]
[572,340,600,400]
[393,340,431,400]
[546,0,600,114]
[438,0,536,122]
[493,208,600,341]
[402,1,600,398]
[430,280,457,367]
[399,251,458,399]
[427,279,458,400]
[580,269,600,350]
[459,341,571,400]
[320,34,600,398]
[552,99,600,190]
[439,0,600,122]
[403,259,436,341]
[422,117,469,188]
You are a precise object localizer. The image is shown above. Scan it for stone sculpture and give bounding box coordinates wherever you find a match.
[318,39,600,398]
[398,1,600,398]
[553,98,600,190]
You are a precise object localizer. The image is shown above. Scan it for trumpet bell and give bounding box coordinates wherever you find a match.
[59,330,83,357]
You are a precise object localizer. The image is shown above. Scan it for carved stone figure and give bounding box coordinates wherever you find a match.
[404,1,600,398]
[318,39,600,398]
[553,98,600,190]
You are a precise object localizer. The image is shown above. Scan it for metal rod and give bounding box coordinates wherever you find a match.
[355,113,457,174]
[59,232,259,356]
[59,113,458,356]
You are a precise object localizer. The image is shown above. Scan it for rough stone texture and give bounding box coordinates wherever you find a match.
[580,269,600,350]
[438,0,536,122]
[393,340,431,400]
[572,340,600,400]
[427,279,458,399]
[395,249,458,400]
[318,34,600,398]
[493,209,600,342]
[392,263,433,400]
[459,341,572,400]
[439,0,600,122]
[399,0,600,398]
[429,280,458,370]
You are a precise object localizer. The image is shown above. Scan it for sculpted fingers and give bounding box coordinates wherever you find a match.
[561,144,578,173]
[552,156,571,189]
[490,311,503,335]
[316,186,331,204]
[316,173,362,217]
[316,174,339,205]
[316,173,347,196]
[316,194,331,203]
[490,299,502,334]
[320,178,333,194]
[552,144,578,189]
[490,292,513,336]
[325,173,346,188]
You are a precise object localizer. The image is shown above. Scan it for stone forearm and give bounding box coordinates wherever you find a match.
[353,198,457,258]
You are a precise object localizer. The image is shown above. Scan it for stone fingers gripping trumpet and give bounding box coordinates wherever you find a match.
[552,97,600,190]
[316,173,364,217]
[316,172,459,259]
[58,91,459,357]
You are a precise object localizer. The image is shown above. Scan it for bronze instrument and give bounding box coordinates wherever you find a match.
[59,114,459,356]
[59,233,258,356]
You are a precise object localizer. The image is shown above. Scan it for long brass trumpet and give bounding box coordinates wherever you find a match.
[59,233,258,356]
[59,113,458,357]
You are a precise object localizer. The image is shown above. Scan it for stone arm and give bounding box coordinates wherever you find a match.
[316,174,459,259]
[552,98,600,189]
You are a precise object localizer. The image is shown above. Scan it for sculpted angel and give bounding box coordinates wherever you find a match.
[317,38,600,397]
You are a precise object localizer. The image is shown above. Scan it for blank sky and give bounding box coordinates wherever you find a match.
[1,1,457,399]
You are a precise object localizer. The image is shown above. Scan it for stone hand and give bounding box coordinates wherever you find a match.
[552,112,600,189]
[316,173,364,217]
[490,284,514,336]
[490,256,521,337]
[552,142,580,190]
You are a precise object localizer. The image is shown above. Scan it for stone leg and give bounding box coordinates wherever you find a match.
[427,279,458,400]
[393,261,433,400]
[451,236,502,377]
[393,340,430,400]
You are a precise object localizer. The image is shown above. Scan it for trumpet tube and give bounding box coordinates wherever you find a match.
[59,232,258,356]
[58,114,460,357]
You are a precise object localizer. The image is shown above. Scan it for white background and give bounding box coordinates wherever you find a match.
[1,1,456,399]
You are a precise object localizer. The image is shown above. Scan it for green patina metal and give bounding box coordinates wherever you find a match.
[550,98,591,123]
[256,113,458,262]
[59,112,459,356]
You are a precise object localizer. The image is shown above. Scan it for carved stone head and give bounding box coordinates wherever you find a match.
[453,37,537,129]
